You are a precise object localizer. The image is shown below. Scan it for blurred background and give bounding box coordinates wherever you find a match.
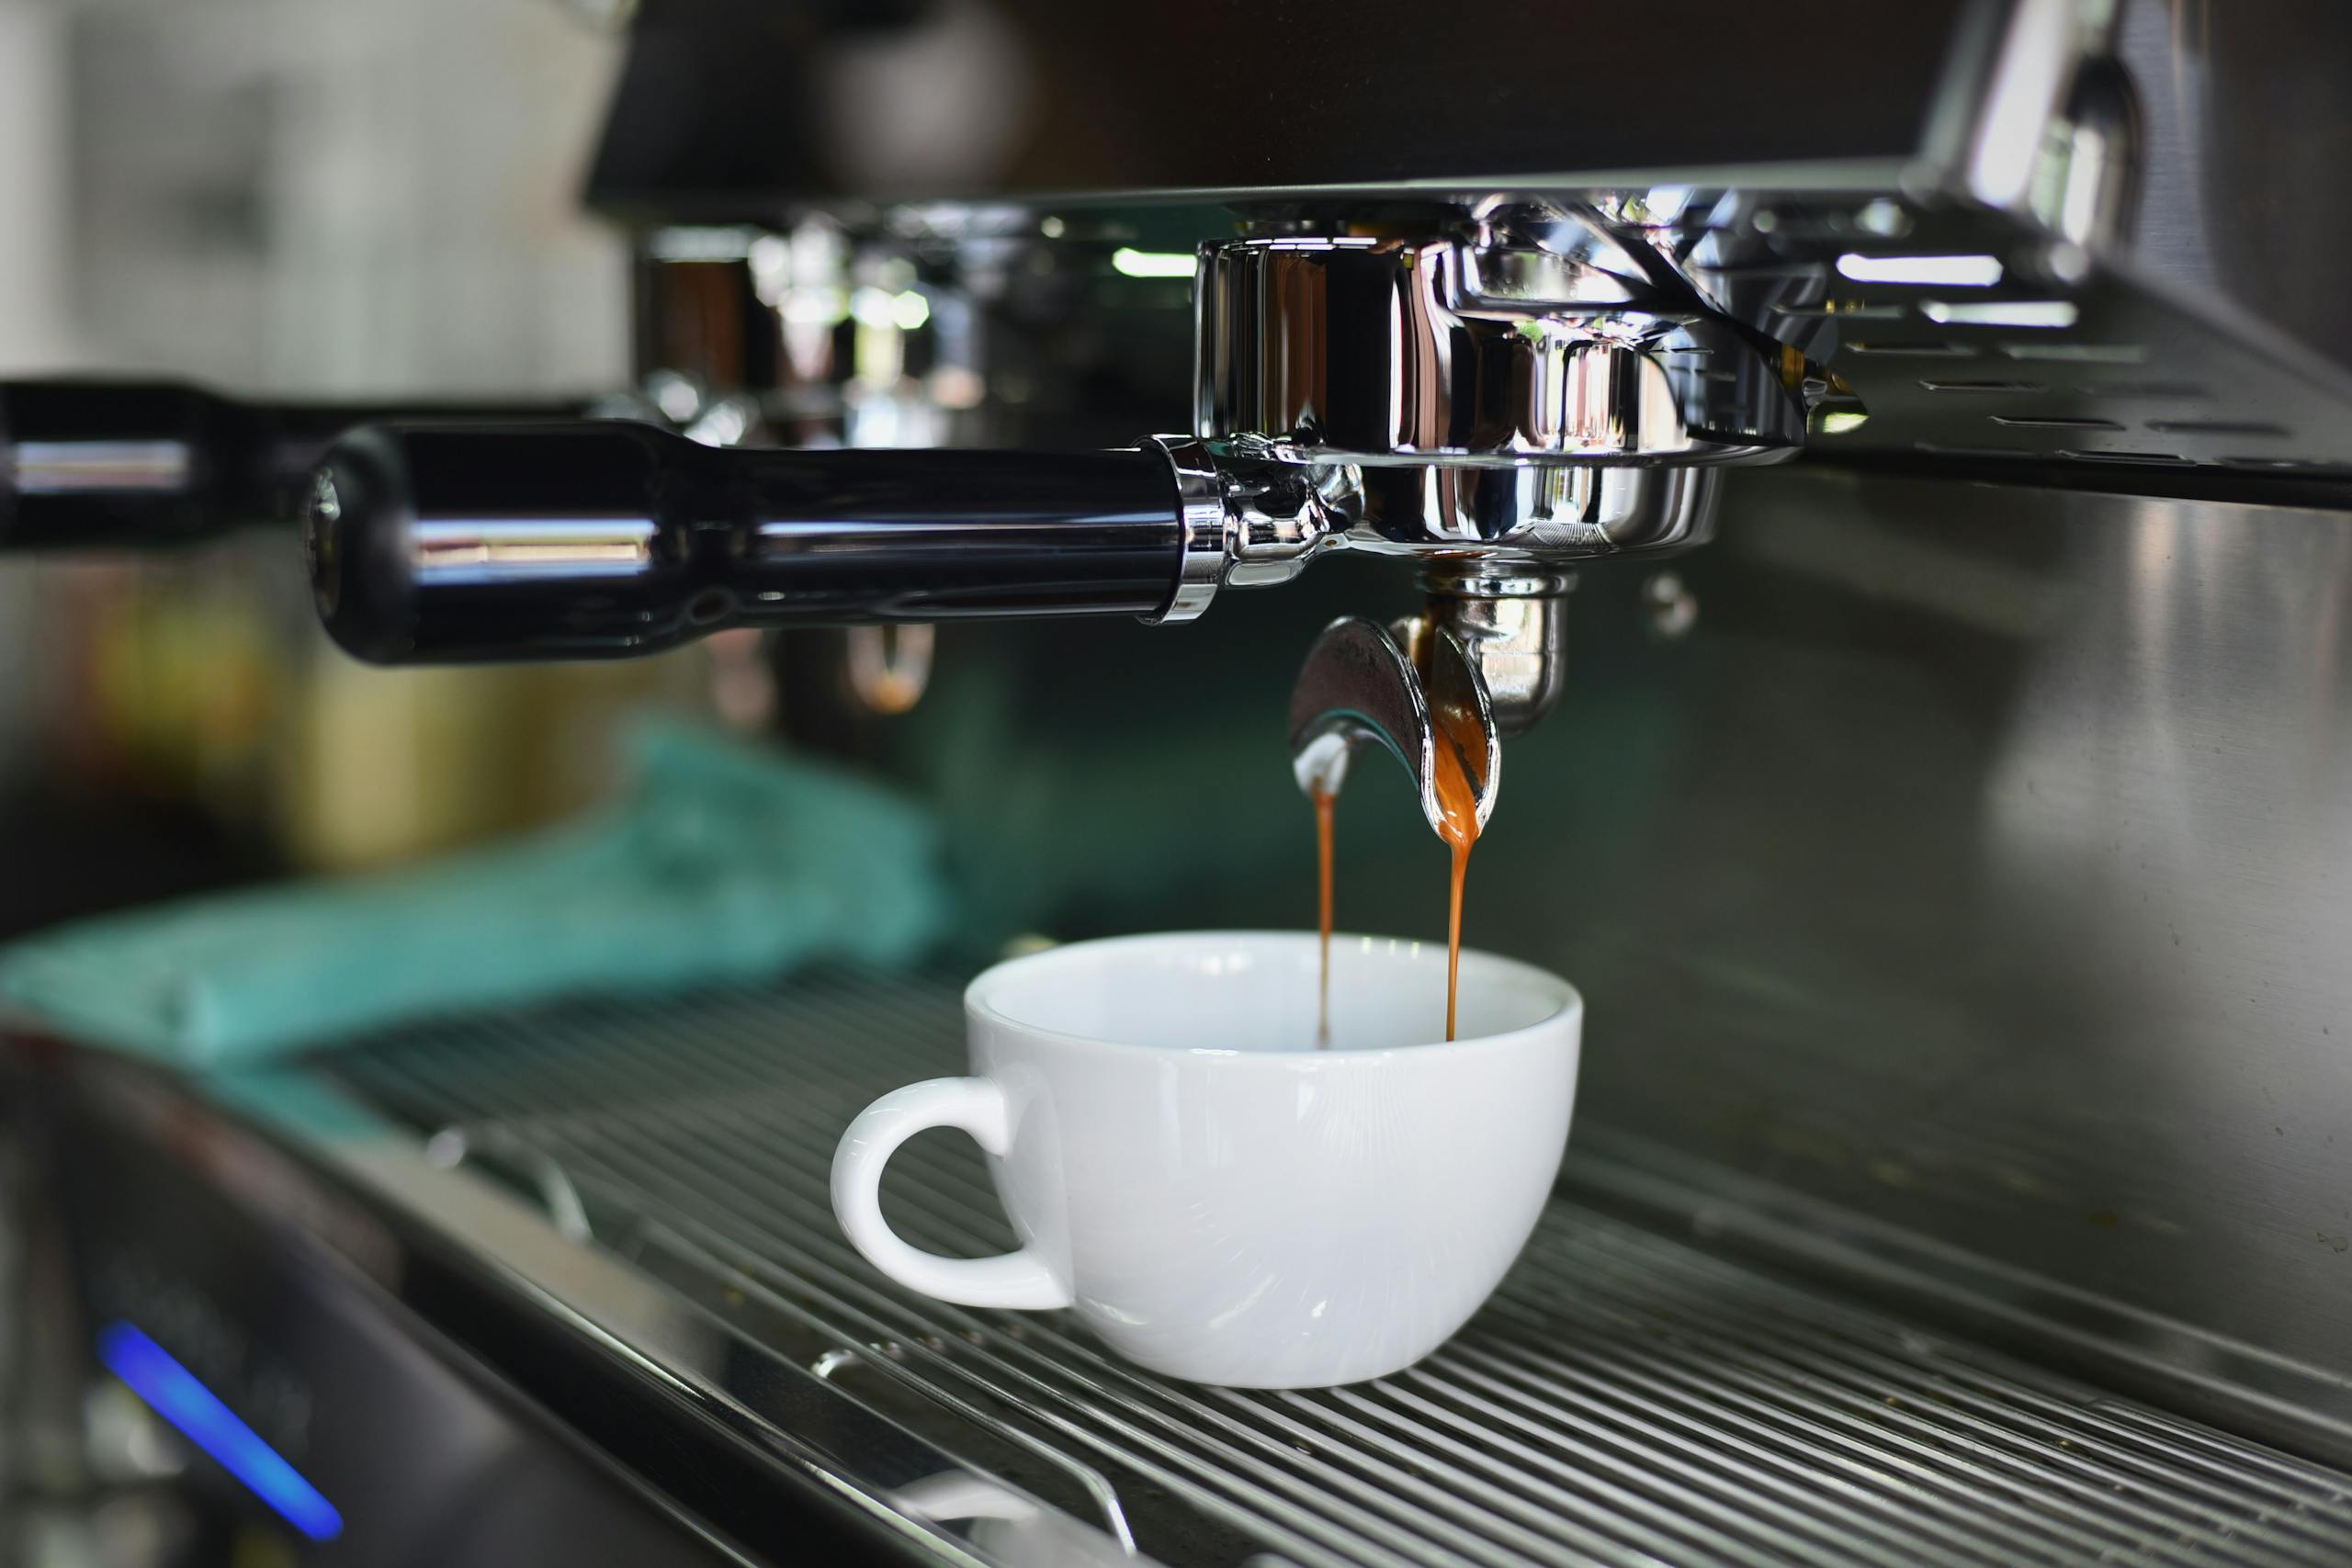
[0,0,672,922]
[0,10,687,1559]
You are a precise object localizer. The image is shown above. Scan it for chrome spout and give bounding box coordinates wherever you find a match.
[1288,616,1498,839]
[1420,571,1569,739]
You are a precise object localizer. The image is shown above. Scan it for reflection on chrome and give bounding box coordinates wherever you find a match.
[1196,231,1804,468]
[10,439,193,494]
[410,517,656,582]
[890,1471,1138,1567]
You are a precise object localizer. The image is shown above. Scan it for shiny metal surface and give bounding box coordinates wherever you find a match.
[1686,193,2352,472]
[409,515,660,585]
[1421,576,1569,739]
[1194,234,1804,468]
[2110,0,2352,371]
[6,439,191,494]
[1287,582,1563,843]
[1189,226,1784,620]
[1288,618,1497,839]
[1139,435,1232,626]
[1200,445,1342,592]
[290,974,2352,1568]
[1346,460,1723,563]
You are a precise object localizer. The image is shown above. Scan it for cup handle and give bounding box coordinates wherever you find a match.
[831,1077,1072,1309]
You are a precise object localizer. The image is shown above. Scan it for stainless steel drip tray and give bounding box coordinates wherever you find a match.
[309,974,2352,1568]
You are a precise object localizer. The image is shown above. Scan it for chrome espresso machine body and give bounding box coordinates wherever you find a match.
[12,1,2352,1563]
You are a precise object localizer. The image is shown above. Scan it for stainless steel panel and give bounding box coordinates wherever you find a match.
[312,976,2352,1568]
[1472,462,2352,1395]
[1736,196,2352,470]
[2116,0,2352,369]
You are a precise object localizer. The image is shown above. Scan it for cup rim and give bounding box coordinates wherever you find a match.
[963,929,1582,1062]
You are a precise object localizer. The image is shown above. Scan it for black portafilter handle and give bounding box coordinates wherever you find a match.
[306,421,1190,664]
[0,378,593,550]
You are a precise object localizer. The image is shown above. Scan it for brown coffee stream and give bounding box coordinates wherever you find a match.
[1429,730,1482,1042]
[1314,786,1336,1047]
[1309,731,1484,1047]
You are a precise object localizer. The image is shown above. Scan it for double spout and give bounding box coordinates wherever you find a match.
[1287,578,1566,841]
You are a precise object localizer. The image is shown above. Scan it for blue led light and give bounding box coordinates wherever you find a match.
[96,1322,344,1542]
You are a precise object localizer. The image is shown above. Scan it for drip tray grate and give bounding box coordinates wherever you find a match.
[323,975,2352,1568]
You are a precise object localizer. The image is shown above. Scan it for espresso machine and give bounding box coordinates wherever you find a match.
[9,1,2352,1563]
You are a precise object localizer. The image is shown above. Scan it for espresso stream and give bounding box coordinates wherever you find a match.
[1314,786,1337,1047]
[1313,732,1484,1047]
[1430,730,1482,1041]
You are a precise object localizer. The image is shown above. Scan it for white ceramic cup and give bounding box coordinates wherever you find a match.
[830,931,1581,1388]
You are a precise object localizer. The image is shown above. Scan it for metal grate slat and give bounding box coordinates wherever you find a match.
[321,974,2352,1568]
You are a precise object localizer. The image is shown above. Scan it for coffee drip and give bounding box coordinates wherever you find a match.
[1314,786,1336,1046]
[1430,727,1484,1043]
[1306,622,1493,1046]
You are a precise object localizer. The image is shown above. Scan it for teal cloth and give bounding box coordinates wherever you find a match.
[0,719,951,1067]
